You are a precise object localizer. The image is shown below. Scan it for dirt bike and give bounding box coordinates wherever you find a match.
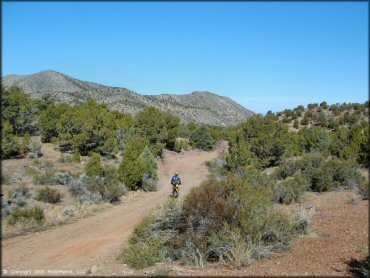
[172,182,180,198]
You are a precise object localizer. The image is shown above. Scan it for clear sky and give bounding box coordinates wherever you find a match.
[3,2,368,114]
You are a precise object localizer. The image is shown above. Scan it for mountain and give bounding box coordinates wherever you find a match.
[2,70,254,126]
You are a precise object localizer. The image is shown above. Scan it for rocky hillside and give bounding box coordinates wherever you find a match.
[274,102,368,131]
[3,70,254,126]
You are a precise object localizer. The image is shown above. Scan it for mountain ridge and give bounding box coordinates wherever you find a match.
[2,70,254,126]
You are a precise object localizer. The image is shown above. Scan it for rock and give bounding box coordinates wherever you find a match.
[86,265,98,274]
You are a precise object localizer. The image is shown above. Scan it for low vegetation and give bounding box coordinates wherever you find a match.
[121,100,368,270]
[35,187,62,204]
[2,86,367,271]
[8,206,45,226]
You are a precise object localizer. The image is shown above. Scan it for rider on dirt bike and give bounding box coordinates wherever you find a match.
[171,172,181,198]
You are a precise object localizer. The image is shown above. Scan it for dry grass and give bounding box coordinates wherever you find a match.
[1,136,120,238]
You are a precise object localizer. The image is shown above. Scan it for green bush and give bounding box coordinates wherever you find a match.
[122,175,295,269]
[311,159,363,192]
[189,127,215,151]
[121,200,181,269]
[3,185,30,216]
[242,167,276,188]
[58,153,73,164]
[299,127,330,154]
[8,206,45,225]
[293,210,310,235]
[85,153,105,177]
[7,185,30,200]
[39,102,70,143]
[358,180,369,200]
[233,115,291,168]
[133,107,180,155]
[274,175,309,204]
[282,116,292,123]
[21,133,32,155]
[1,121,22,159]
[32,168,56,185]
[276,154,363,192]
[176,177,293,262]
[293,119,299,129]
[273,159,301,180]
[57,99,121,155]
[85,167,127,203]
[174,139,190,152]
[226,130,254,170]
[118,137,148,190]
[138,146,159,192]
[72,151,81,163]
[35,187,62,203]
[1,87,39,136]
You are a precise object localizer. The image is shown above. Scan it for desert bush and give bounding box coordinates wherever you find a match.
[7,184,30,200]
[235,115,291,168]
[275,154,363,192]
[67,175,102,204]
[299,127,330,154]
[85,153,105,177]
[123,175,294,269]
[138,147,158,191]
[273,159,301,180]
[358,180,369,200]
[174,139,190,152]
[307,103,318,109]
[282,116,292,124]
[207,223,252,266]
[121,200,181,269]
[1,171,11,185]
[142,173,158,192]
[53,172,73,185]
[1,121,22,159]
[68,172,126,204]
[273,175,309,204]
[293,210,310,235]
[8,206,45,225]
[35,187,62,203]
[2,199,14,217]
[293,119,299,129]
[176,177,293,262]
[63,207,75,217]
[58,153,73,164]
[55,99,125,155]
[32,168,56,185]
[28,141,42,158]
[118,137,149,190]
[133,107,180,155]
[189,127,215,151]
[300,114,309,126]
[311,159,363,192]
[72,151,81,163]
[226,130,254,171]
[242,167,276,188]
[21,133,32,155]
[2,185,30,216]
[1,87,39,136]
[207,156,228,181]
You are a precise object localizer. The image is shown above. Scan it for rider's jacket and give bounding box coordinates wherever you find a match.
[171,175,181,185]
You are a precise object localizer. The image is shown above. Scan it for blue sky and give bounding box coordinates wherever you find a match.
[3,2,368,114]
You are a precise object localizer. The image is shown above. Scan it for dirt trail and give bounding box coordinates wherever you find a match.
[2,149,219,276]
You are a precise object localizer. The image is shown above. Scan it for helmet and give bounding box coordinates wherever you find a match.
[174,172,178,176]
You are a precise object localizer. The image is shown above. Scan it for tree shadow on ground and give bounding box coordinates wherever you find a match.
[346,256,369,278]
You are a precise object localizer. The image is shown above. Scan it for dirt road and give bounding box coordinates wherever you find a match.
[2,149,219,276]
